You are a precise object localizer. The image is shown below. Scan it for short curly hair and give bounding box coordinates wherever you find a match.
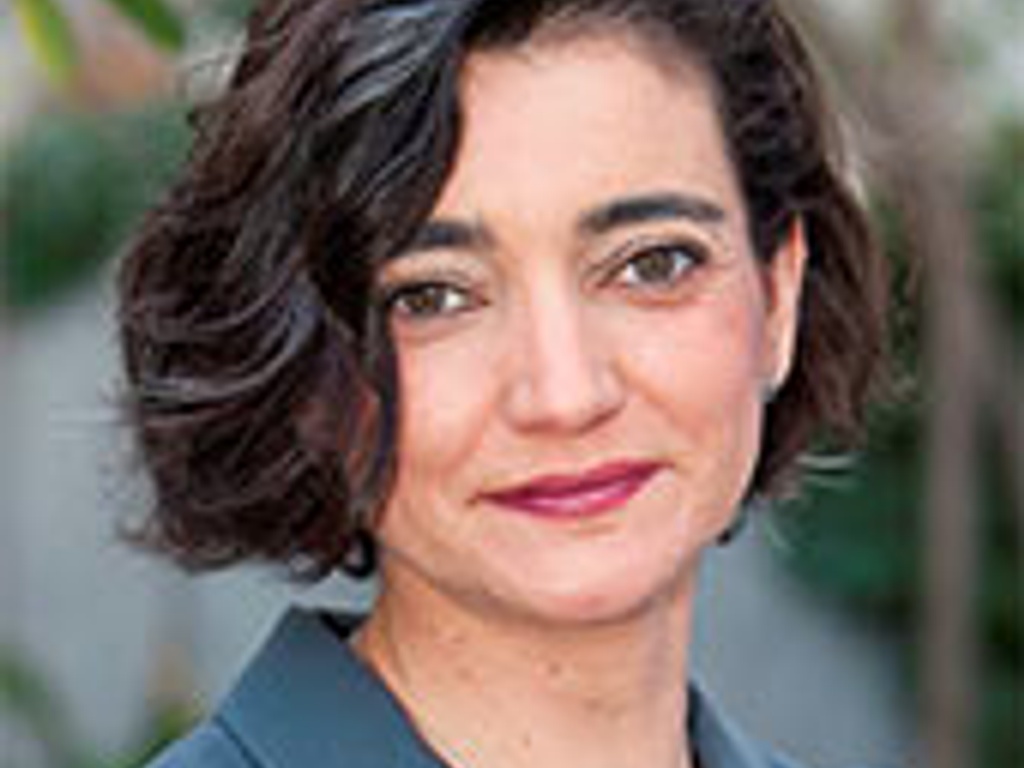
[118,0,886,579]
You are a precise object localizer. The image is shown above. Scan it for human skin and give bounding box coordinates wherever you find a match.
[355,29,807,768]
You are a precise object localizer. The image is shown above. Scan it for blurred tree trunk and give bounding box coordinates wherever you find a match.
[787,1,1001,766]
[0,157,26,768]
[0,161,20,646]
[890,2,981,766]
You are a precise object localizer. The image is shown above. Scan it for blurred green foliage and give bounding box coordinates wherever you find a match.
[780,119,1023,768]
[10,0,80,84]
[975,123,1024,325]
[11,0,185,85]
[0,645,83,766]
[1,644,197,768]
[103,0,187,51]
[1,102,189,315]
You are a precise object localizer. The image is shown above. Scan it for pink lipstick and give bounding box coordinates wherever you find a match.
[481,461,662,520]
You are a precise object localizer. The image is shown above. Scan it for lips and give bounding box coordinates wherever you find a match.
[481,461,662,520]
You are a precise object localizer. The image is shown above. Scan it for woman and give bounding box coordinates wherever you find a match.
[121,0,886,766]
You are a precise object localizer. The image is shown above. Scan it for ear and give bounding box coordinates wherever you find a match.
[761,219,808,392]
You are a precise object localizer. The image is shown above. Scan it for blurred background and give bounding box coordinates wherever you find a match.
[0,0,1020,767]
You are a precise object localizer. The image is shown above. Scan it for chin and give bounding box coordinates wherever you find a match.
[492,550,697,629]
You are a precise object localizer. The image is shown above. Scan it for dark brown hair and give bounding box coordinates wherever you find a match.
[118,0,886,579]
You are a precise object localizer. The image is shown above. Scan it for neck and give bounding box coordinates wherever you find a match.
[354,566,698,768]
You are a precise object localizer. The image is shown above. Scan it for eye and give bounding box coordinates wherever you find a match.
[611,242,706,289]
[383,281,479,321]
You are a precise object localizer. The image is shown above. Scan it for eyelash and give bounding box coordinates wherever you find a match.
[601,240,709,291]
[381,280,481,322]
[380,239,709,324]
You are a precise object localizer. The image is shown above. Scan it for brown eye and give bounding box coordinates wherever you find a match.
[614,243,704,288]
[385,282,477,321]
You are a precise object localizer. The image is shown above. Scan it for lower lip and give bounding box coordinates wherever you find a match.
[483,465,661,520]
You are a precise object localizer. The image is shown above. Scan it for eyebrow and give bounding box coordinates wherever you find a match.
[405,219,492,254]
[578,191,727,237]
[399,190,727,259]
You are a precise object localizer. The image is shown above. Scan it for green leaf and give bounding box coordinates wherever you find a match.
[101,0,187,51]
[11,0,79,85]
[0,646,87,766]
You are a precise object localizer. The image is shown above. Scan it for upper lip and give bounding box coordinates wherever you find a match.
[481,460,663,503]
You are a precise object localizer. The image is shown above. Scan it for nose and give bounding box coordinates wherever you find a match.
[502,287,625,434]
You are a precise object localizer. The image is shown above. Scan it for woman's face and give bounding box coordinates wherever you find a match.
[371,32,806,627]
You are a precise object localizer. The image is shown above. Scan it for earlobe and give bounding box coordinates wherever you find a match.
[763,219,809,392]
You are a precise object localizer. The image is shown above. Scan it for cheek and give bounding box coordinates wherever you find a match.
[374,338,504,580]
[628,291,768,410]
[622,289,769,496]
[390,338,497,493]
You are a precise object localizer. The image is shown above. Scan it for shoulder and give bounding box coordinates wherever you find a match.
[144,718,257,768]
[143,607,446,768]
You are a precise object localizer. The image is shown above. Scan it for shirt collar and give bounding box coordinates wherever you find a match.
[219,607,444,767]
[216,606,786,768]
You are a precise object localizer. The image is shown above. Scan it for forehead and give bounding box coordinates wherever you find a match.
[431,31,741,226]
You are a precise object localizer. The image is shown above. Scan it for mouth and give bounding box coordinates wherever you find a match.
[480,460,663,520]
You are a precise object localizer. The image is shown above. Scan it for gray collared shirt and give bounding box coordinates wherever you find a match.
[149,607,804,768]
